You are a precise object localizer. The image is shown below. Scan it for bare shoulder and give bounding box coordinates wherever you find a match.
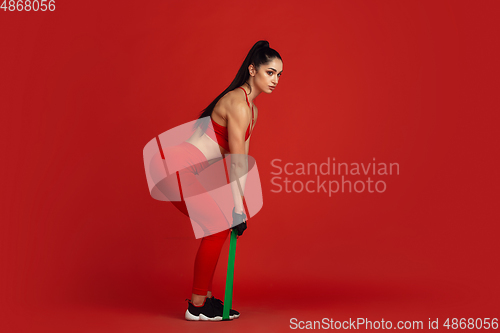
[218,89,250,120]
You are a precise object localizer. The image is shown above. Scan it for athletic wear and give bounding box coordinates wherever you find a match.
[185,297,224,321]
[210,296,240,319]
[206,86,255,151]
[161,142,230,295]
[160,86,256,311]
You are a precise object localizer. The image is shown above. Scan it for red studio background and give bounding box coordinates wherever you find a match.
[1,1,499,332]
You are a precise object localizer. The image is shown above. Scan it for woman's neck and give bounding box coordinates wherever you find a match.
[243,82,260,104]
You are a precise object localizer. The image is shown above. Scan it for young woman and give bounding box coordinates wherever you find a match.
[160,40,283,321]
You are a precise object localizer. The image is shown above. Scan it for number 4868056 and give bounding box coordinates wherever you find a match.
[1,0,56,11]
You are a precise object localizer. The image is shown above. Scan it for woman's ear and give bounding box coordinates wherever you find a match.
[248,64,255,76]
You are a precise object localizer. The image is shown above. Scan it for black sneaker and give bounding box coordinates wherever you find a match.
[184,297,224,321]
[210,296,240,319]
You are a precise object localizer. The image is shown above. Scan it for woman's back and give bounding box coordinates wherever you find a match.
[211,87,255,133]
[186,87,256,162]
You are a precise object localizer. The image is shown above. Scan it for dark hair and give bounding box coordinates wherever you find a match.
[193,40,282,131]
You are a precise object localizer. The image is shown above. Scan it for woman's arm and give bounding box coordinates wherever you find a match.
[244,104,257,155]
[245,135,250,155]
[227,103,251,215]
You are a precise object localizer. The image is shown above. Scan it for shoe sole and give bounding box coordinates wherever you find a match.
[200,313,223,321]
[185,309,199,321]
[185,310,225,321]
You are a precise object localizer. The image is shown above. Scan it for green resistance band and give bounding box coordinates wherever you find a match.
[223,228,238,320]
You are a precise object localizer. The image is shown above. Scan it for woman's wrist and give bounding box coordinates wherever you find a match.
[234,196,245,215]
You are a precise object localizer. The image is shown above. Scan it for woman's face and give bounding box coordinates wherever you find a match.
[252,58,283,94]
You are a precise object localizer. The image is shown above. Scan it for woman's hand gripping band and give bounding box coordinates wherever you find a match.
[231,207,247,237]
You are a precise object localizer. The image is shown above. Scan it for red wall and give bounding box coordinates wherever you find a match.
[1,1,499,331]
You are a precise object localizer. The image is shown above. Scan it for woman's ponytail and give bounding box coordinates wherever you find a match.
[193,40,282,131]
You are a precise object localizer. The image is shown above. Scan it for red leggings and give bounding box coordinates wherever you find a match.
[161,142,230,295]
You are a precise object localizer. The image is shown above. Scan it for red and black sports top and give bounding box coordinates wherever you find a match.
[206,86,254,152]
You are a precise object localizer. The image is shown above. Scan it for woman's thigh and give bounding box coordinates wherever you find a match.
[178,171,231,237]
[159,143,230,237]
